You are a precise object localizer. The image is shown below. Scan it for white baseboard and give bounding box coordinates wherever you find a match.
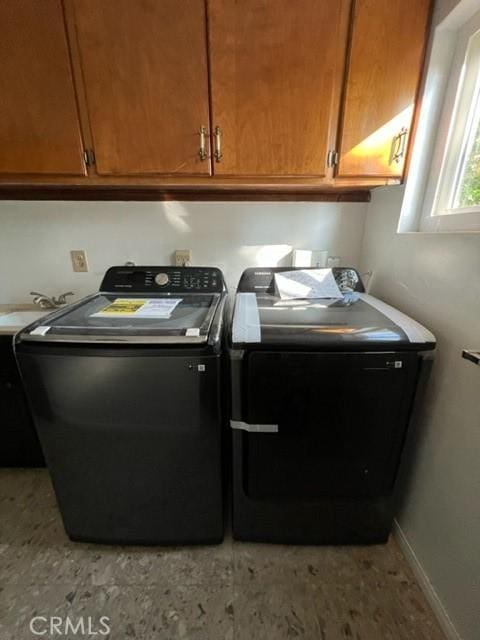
[393,520,462,640]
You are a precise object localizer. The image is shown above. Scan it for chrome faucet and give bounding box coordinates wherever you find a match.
[30,291,74,309]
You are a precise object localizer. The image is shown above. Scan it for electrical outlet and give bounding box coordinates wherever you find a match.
[175,249,192,266]
[70,250,88,272]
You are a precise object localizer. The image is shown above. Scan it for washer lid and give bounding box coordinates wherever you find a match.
[19,292,221,344]
[231,292,435,351]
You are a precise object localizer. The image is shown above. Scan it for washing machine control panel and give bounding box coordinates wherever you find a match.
[101,266,224,293]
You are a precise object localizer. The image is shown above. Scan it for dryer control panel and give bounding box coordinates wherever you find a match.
[100,266,224,293]
[237,267,365,294]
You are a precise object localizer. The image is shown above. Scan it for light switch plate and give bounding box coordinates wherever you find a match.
[175,249,192,266]
[70,250,88,272]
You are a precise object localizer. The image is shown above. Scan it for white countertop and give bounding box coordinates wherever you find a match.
[0,304,52,335]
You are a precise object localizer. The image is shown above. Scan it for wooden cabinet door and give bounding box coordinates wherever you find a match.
[0,0,85,175]
[208,0,350,177]
[71,0,211,176]
[337,0,430,179]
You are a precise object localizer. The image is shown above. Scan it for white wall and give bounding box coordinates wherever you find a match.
[0,200,367,303]
[360,185,480,640]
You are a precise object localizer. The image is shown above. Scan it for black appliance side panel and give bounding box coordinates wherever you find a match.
[0,336,44,467]
[17,349,223,544]
[244,351,419,500]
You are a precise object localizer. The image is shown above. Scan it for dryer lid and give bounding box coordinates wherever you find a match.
[230,291,435,351]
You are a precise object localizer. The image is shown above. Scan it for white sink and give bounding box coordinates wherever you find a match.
[0,310,51,328]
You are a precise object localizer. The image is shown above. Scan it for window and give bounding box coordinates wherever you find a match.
[453,90,480,209]
[411,2,480,233]
[432,25,480,225]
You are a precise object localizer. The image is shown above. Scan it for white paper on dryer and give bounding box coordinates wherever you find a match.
[274,269,343,300]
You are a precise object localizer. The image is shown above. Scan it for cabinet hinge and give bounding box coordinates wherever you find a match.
[83,149,95,166]
[327,149,339,168]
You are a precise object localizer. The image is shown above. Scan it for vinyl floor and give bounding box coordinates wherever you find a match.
[0,469,447,639]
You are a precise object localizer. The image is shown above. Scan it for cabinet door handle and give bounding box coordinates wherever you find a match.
[390,133,400,164]
[198,126,208,161]
[214,126,223,162]
[398,127,408,160]
[390,127,408,165]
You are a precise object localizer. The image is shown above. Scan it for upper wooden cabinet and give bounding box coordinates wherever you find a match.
[0,0,85,175]
[70,0,211,176]
[336,0,431,179]
[0,0,432,193]
[208,0,350,177]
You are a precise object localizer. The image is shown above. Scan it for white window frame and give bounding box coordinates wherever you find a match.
[399,0,480,234]
[425,14,480,231]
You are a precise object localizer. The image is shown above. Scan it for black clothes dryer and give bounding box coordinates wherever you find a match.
[228,267,435,544]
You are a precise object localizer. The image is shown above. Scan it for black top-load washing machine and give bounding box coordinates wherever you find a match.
[15,266,227,545]
[229,267,435,544]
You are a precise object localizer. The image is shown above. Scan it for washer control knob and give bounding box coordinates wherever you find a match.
[155,272,169,286]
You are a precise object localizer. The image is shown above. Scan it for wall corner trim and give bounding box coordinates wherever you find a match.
[393,520,462,640]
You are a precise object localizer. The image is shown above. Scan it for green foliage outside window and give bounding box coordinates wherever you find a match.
[457,120,480,206]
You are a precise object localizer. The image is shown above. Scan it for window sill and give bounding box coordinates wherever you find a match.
[420,210,480,232]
